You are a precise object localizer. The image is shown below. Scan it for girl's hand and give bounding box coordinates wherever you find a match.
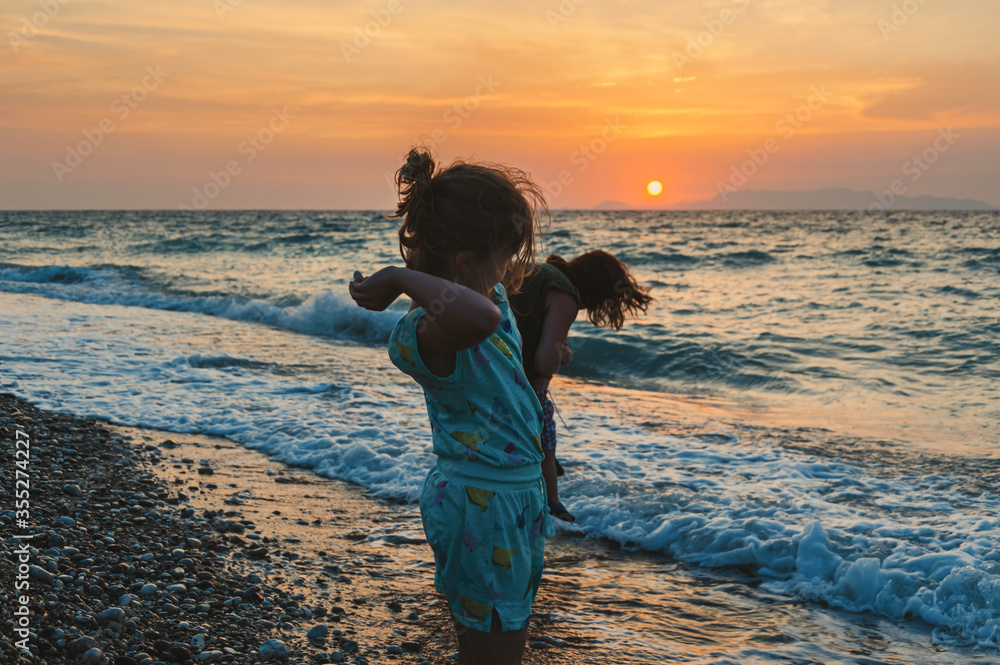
[558,340,573,366]
[349,267,402,311]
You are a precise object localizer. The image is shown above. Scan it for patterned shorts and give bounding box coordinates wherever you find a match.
[534,388,557,451]
[418,465,555,632]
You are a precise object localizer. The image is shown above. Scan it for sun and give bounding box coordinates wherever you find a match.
[647,181,662,196]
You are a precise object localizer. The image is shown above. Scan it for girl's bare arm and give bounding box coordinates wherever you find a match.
[350,266,501,353]
[534,290,579,376]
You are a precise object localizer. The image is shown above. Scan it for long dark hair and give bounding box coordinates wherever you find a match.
[547,251,653,330]
[387,147,548,296]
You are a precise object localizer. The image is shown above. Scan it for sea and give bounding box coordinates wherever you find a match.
[1,209,998,664]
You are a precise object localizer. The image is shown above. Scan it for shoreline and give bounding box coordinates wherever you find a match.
[0,393,574,665]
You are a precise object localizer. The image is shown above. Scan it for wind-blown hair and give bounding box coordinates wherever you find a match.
[546,250,654,331]
[387,147,548,296]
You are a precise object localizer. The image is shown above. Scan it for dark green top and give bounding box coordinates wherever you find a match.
[509,263,580,380]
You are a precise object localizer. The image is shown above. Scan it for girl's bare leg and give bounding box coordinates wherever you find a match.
[464,611,528,665]
[542,447,560,504]
[452,614,474,665]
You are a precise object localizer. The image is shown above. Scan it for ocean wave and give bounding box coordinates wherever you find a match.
[962,257,1000,272]
[718,249,777,267]
[167,353,280,371]
[620,250,701,269]
[0,263,100,284]
[863,256,909,268]
[0,262,400,344]
[938,285,982,299]
[129,236,229,254]
[958,246,1000,256]
[562,334,801,393]
[556,436,1000,650]
[0,262,801,394]
[619,248,779,270]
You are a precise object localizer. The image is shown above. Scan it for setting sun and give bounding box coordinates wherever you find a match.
[647,181,663,196]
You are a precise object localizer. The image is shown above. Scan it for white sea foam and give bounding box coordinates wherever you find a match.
[0,263,399,343]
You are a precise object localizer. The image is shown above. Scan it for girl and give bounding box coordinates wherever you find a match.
[349,148,554,665]
[509,251,654,522]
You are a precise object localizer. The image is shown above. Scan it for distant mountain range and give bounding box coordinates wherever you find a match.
[593,188,998,211]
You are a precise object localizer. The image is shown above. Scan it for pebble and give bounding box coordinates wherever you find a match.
[81,647,104,664]
[140,583,158,596]
[70,636,99,655]
[259,639,290,659]
[191,634,207,650]
[98,607,127,624]
[307,624,329,640]
[28,565,54,583]
[163,645,193,662]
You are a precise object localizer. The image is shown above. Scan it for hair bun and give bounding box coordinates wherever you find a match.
[392,148,436,220]
[399,148,435,186]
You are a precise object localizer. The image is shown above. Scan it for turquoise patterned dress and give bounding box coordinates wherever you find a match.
[387,281,555,632]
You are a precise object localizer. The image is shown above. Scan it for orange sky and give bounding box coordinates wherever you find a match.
[2,0,998,209]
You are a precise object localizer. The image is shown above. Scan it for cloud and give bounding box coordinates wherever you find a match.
[858,66,1000,122]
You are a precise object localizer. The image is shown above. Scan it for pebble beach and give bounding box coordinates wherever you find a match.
[0,393,572,665]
